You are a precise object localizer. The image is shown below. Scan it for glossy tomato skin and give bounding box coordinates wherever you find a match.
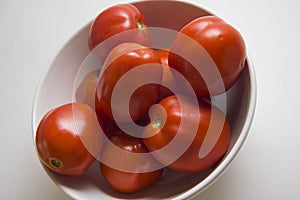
[95,43,162,123]
[156,49,169,67]
[143,95,230,173]
[88,4,151,54]
[169,16,246,98]
[36,103,103,176]
[156,49,175,101]
[76,69,99,108]
[100,131,163,193]
[96,108,120,138]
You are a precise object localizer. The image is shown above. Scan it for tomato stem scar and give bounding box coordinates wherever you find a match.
[152,117,162,129]
[136,21,145,31]
[49,158,63,169]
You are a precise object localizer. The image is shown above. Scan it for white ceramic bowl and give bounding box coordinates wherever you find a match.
[32,0,257,199]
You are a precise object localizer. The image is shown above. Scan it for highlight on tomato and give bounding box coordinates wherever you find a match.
[99,131,164,193]
[76,69,99,108]
[95,42,162,123]
[169,15,246,98]
[155,49,177,101]
[88,3,152,60]
[143,95,231,173]
[35,103,103,176]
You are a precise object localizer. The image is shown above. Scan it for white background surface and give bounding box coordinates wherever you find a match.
[1,0,300,199]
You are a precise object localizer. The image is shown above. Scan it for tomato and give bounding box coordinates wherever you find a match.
[168,15,246,98]
[88,4,151,59]
[96,109,120,138]
[143,95,230,173]
[156,49,176,101]
[96,106,152,138]
[35,103,103,176]
[100,131,163,193]
[156,49,169,67]
[95,43,162,123]
[76,69,99,108]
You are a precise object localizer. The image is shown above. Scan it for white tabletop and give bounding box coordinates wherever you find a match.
[1,0,299,199]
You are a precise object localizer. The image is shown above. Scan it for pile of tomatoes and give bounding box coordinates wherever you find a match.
[35,3,246,193]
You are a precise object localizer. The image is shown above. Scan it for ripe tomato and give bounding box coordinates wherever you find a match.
[100,131,163,193]
[143,95,230,173]
[96,108,120,138]
[76,69,99,108]
[169,16,246,97]
[156,49,169,67]
[95,43,162,123]
[156,49,176,101]
[88,3,151,59]
[35,103,103,176]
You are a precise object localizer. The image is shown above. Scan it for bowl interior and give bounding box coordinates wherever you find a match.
[32,1,256,199]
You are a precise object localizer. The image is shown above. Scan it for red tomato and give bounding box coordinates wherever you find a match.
[76,69,99,108]
[156,49,176,100]
[143,95,230,173]
[35,103,103,176]
[100,131,163,193]
[96,108,120,138]
[96,106,152,138]
[95,43,162,123]
[169,16,246,98]
[88,4,151,59]
[156,49,169,67]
